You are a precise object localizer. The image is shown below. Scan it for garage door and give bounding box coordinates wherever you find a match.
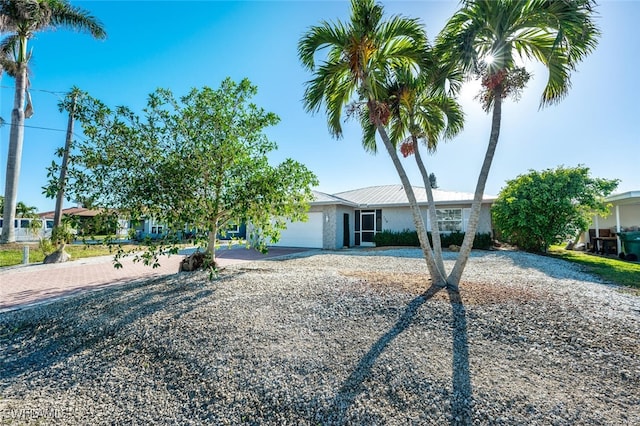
[272,212,323,248]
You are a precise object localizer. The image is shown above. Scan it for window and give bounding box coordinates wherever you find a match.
[20,219,30,228]
[436,209,462,232]
[46,220,54,229]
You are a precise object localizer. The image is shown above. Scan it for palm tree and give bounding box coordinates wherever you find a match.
[15,200,36,217]
[298,0,450,286]
[383,68,465,282]
[437,0,600,288]
[0,0,106,243]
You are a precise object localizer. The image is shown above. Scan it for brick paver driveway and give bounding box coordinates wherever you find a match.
[0,246,311,312]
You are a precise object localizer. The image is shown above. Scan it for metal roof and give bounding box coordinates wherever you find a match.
[330,185,496,207]
[606,191,640,206]
[311,190,358,206]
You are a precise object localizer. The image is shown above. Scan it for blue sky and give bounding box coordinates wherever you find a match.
[1,0,638,213]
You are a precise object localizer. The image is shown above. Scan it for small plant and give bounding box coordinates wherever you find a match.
[51,223,74,246]
[38,238,55,257]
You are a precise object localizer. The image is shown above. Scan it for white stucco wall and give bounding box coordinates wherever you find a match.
[263,202,494,250]
[380,204,493,235]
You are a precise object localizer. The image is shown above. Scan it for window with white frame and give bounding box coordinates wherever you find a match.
[436,208,463,232]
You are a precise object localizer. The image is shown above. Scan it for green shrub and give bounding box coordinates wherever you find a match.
[471,232,493,250]
[442,231,464,247]
[373,229,420,246]
[374,230,492,250]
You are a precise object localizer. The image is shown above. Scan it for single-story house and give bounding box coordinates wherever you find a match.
[1,207,131,242]
[39,207,131,238]
[584,190,640,254]
[270,185,496,249]
[131,218,246,241]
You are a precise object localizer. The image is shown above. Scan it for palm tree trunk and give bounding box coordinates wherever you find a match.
[53,93,77,229]
[376,125,447,287]
[412,137,447,276]
[448,87,503,290]
[1,62,27,243]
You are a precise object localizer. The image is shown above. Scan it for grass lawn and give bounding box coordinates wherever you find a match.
[548,245,640,289]
[0,242,142,267]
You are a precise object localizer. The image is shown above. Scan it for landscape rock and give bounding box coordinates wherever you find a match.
[43,248,71,264]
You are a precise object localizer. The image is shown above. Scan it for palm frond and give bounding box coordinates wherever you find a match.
[48,0,106,39]
[298,0,428,141]
[359,104,377,153]
[438,0,599,110]
[298,21,349,70]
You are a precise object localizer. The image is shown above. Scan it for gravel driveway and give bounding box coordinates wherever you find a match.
[0,249,638,425]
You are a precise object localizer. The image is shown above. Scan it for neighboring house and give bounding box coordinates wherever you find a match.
[585,190,640,253]
[0,217,53,242]
[270,185,496,249]
[132,218,246,241]
[39,207,131,239]
[131,217,168,241]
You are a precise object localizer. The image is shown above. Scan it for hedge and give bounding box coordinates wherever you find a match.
[373,229,492,250]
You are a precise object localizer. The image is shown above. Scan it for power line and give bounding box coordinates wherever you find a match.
[0,121,87,141]
[11,123,67,133]
[0,85,66,96]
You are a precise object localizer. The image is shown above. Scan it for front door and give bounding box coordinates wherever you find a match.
[343,213,350,247]
[355,209,381,246]
[360,211,376,245]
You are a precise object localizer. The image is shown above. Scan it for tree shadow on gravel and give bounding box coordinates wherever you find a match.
[447,288,473,426]
[0,272,232,385]
[328,284,473,425]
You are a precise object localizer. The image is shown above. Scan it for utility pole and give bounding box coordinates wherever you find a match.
[53,90,78,228]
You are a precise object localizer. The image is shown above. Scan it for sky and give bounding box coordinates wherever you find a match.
[1,0,638,213]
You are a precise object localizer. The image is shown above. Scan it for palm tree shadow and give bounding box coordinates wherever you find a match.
[327,284,442,423]
[447,288,473,426]
[327,284,473,424]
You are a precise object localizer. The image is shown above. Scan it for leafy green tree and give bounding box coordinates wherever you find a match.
[49,79,318,270]
[492,166,618,252]
[436,0,600,286]
[0,0,106,243]
[298,0,453,287]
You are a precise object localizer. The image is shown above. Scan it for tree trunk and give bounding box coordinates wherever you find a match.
[376,125,447,287]
[412,136,446,276]
[207,224,218,268]
[447,87,503,290]
[1,60,27,243]
[53,93,77,229]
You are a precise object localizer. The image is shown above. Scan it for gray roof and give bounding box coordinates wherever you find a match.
[311,190,358,206]
[606,190,640,206]
[330,185,496,207]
